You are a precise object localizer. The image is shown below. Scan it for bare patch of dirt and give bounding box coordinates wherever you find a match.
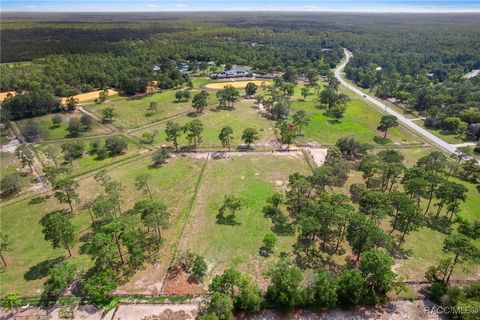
[114,303,199,320]
[0,138,20,152]
[162,271,205,295]
[305,148,328,167]
[60,89,118,105]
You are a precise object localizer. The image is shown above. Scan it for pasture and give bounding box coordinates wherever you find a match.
[17,112,110,140]
[291,92,414,145]
[84,89,218,129]
[133,100,277,149]
[0,155,204,296]
[177,153,312,286]
[34,135,144,177]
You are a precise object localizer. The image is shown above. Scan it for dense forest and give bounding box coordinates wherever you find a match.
[1,13,479,139]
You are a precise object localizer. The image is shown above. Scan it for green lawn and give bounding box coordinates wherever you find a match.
[290,95,414,145]
[133,100,276,149]
[84,89,218,130]
[17,112,110,140]
[177,153,311,286]
[0,151,36,198]
[0,155,204,296]
[0,197,94,296]
[35,135,144,177]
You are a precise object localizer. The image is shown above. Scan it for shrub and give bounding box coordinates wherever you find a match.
[336,269,364,307]
[22,121,42,142]
[104,136,127,155]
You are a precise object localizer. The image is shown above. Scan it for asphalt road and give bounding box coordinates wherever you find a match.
[335,49,463,155]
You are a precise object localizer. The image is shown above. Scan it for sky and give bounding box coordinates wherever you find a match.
[1,0,480,12]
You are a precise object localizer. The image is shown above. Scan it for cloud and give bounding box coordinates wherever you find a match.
[25,5,37,8]
[175,4,187,7]
[147,4,159,8]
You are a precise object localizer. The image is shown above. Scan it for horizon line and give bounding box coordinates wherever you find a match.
[2,9,480,14]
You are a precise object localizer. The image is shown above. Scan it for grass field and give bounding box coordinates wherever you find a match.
[177,153,311,287]
[0,155,205,296]
[17,112,110,140]
[0,197,94,296]
[84,89,218,129]
[291,96,413,145]
[0,151,35,197]
[133,100,276,149]
[35,135,144,177]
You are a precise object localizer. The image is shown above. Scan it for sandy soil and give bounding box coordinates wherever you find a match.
[162,271,206,295]
[113,303,199,320]
[0,138,20,153]
[205,80,270,90]
[60,89,118,105]
[305,148,328,166]
[0,91,16,101]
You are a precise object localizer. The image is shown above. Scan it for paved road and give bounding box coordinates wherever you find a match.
[335,49,461,155]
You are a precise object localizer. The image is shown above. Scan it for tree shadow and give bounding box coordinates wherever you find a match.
[426,215,453,234]
[235,145,253,152]
[28,196,48,205]
[327,119,342,125]
[24,256,64,280]
[259,246,272,257]
[216,213,241,226]
[39,209,70,225]
[373,136,391,144]
[186,112,200,118]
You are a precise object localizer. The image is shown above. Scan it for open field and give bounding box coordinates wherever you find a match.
[204,80,271,90]
[35,135,144,177]
[177,153,311,287]
[17,112,110,140]
[0,197,94,296]
[291,95,414,145]
[0,155,205,296]
[133,100,277,149]
[84,89,217,129]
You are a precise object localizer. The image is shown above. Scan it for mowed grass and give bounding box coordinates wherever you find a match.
[133,100,276,149]
[84,89,218,129]
[35,135,144,177]
[0,155,204,296]
[17,112,110,140]
[291,95,413,145]
[177,153,311,287]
